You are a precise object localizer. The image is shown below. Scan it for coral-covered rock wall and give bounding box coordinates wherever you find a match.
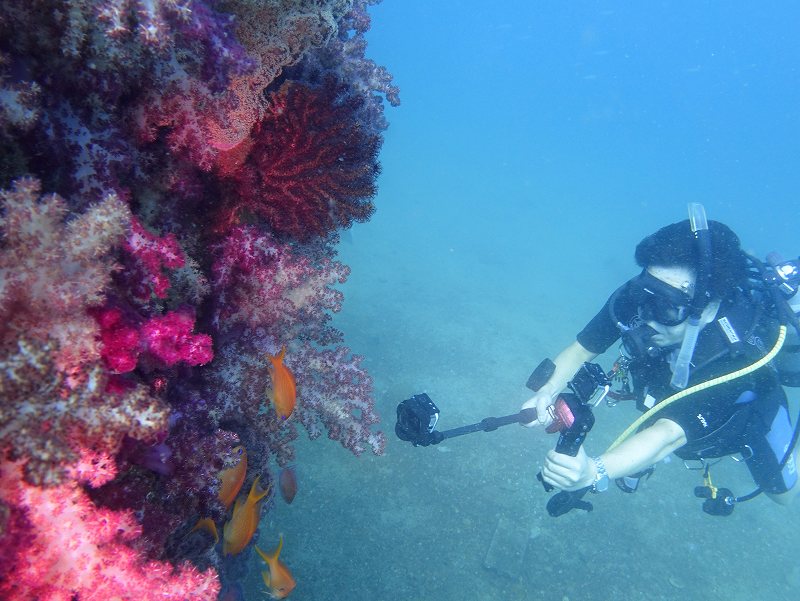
[0,1,398,598]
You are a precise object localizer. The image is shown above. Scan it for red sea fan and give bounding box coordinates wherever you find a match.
[219,78,381,240]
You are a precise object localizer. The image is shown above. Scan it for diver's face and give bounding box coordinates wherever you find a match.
[643,265,696,347]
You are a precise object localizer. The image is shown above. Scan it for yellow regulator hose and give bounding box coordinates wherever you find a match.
[606,325,787,452]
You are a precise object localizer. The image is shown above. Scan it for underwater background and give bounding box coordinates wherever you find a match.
[1,1,800,600]
[317,2,800,600]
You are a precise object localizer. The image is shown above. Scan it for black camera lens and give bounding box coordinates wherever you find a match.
[395,404,421,442]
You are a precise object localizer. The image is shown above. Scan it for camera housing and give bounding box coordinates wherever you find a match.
[566,362,611,405]
[395,393,442,446]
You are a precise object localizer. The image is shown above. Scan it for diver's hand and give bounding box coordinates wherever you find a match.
[540,446,596,491]
[521,391,554,428]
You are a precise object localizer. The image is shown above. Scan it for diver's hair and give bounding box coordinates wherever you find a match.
[634,219,748,299]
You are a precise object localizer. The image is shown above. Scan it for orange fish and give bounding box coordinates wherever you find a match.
[219,446,248,509]
[267,346,297,420]
[190,517,219,544]
[256,536,296,599]
[223,475,270,556]
[190,445,247,541]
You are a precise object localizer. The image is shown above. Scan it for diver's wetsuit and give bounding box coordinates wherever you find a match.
[577,285,797,494]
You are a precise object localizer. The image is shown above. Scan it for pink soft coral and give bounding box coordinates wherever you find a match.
[0,337,169,485]
[0,178,169,485]
[0,456,220,601]
[292,344,385,456]
[0,177,130,373]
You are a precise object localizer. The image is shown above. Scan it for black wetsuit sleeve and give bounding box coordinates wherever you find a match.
[576,297,622,355]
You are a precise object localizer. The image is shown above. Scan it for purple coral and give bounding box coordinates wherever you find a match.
[211,225,349,343]
[292,344,386,456]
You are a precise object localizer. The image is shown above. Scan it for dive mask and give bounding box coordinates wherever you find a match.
[628,269,694,327]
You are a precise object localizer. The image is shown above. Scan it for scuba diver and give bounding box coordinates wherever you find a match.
[523,209,800,512]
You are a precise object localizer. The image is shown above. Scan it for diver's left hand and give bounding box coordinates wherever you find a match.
[540,445,596,491]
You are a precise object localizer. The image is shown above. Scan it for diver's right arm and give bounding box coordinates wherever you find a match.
[521,340,598,427]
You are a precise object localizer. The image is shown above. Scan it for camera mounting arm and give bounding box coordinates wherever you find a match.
[438,407,539,441]
[395,392,538,447]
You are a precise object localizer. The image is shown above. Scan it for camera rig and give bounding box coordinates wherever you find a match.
[395,393,537,447]
[396,360,609,447]
[395,359,611,516]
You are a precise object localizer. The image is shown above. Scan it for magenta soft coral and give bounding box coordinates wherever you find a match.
[142,310,214,367]
[122,216,186,300]
[92,306,214,372]
[91,306,141,372]
[218,78,381,240]
[0,454,220,601]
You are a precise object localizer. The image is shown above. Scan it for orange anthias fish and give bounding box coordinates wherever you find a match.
[223,475,270,556]
[256,536,296,599]
[219,446,248,509]
[190,517,219,544]
[267,346,297,420]
[190,446,247,542]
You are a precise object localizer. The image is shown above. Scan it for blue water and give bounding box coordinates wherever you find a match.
[263,2,800,600]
